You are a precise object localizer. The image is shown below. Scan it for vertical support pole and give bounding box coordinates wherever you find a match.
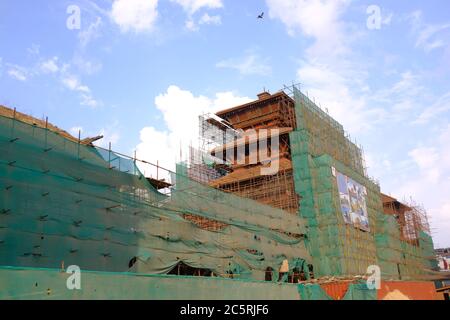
[134,150,137,176]
[45,117,48,150]
[157,160,159,181]
[10,108,16,141]
[108,142,111,168]
[77,130,81,160]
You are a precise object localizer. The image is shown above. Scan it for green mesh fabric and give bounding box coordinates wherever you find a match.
[289,86,435,280]
[297,283,332,300]
[0,266,303,300]
[0,87,437,299]
[342,282,377,300]
[0,114,311,281]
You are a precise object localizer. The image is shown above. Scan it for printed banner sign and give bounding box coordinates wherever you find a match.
[335,168,370,231]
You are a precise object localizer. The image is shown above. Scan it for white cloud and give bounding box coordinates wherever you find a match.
[110,0,159,33]
[185,19,198,31]
[368,125,450,248]
[393,125,450,247]
[72,54,103,75]
[407,10,450,53]
[78,17,102,48]
[408,147,440,182]
[369,70,428,123]
[62,75,101,108]
[199,13,221,26]
[136,126,173,179]
[266,0,378,134]
[80,93,101,108]
[296,60,374,133]
[417,24,450,53]
[172,0,223,31]
[36,54,103,108]
[266,0,351,55]
[13,52,103,108]
[7,65,28,81]
[136,85,251,174]
[62,76,90,93]
[216,54,272,76]
[184,13,221,31]
[97,128,120,148]
[40,57,59,74]
[413,92,450,125]
[171,0,223,15]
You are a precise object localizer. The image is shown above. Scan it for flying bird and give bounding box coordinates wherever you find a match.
[257,12,264,19]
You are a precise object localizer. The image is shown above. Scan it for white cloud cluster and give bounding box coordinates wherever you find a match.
[368,71,428,123]
[108,0,223,33]
[395,125,450,247]
[37,55,102,108]
[97,128,120,148]
[72,55,103,76]
[172,0,223,31]
[62,76,89,93]
[198,13,221,26]
[110,0,159,33]
[7,64,29,81]
[5,51,101,108]
[40,57,60,74]
[171,0,223,15]
[61,71,101,108]
[265,0,373,134]
[216,54,271,76]
[266,0,351,55]
[296,61,373,133]
[413,92,450,125]
[408,10,450,53]
[136,85,250,176]
[78,17,103,48]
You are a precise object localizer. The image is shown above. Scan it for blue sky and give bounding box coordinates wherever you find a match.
[1,0,449,247]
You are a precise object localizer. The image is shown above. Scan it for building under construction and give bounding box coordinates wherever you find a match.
[0,85,444,300]
[187,85,437,281]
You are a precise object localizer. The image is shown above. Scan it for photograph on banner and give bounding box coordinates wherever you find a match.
[335,169,370,232]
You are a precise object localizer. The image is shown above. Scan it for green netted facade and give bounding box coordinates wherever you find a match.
[0,82,438,300]
[0,266,377,300]
[0,111,311,283]
[289,87,436,279]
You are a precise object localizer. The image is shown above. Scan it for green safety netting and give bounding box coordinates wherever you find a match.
[0,266,303,300]
[0,114,311,282]
[297,283,332,300]
[0,83,437,298]
[342,282,377,300]
[288,86,435,280]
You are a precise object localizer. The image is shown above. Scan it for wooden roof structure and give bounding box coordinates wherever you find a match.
[0,105,102,146]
